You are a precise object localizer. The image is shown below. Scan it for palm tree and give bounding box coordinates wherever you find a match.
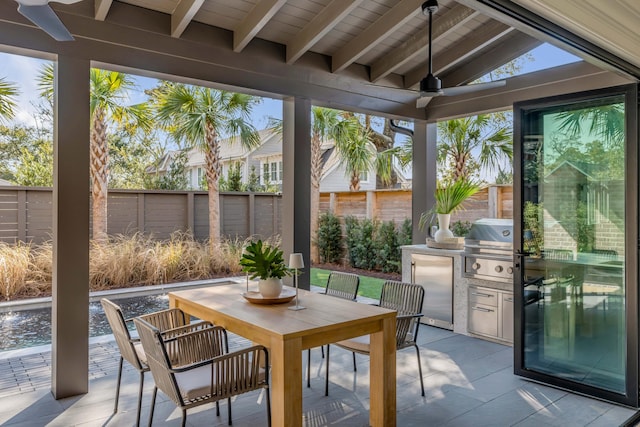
[334,123,375,191]
[556,103,624,146]
[309,107,357,262]
[0,77,19,123]
[437,114,512,182]
[38,65,150,241]
[152,82,260,244]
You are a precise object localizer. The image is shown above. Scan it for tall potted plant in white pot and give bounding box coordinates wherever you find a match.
[240,240,291,298]
[420,179,481,243]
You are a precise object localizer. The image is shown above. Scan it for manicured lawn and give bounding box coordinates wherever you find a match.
[310,268,384,300]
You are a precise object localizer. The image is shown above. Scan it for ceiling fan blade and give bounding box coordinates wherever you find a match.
[416,96,434,109]
[442,80,506,97]
[17,4,74,41]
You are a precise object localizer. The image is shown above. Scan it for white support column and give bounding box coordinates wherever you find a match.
[412,121,437,244]
[51,56,90,398]
[282,97,311,289]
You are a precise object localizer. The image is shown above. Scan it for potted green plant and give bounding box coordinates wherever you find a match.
[240,240,291,297]
[419,179,481,243]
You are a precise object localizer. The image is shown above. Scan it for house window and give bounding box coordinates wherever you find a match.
[359,171,369,183]
[261,160,282,184]
[197,168,204,187]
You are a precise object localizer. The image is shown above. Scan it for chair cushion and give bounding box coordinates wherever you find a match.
[175,364,267,401]
[336,335,370,354]
[133,341,147,365]
[176,364,213,401]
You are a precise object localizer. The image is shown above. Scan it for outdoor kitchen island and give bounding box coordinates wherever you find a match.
[402,242,515,345]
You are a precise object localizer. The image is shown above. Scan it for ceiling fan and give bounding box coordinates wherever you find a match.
[414,0,505,108]
[15,0,81,41]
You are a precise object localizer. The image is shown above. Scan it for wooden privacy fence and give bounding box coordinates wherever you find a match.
[318,185,513,225]
[0,187,282,244]
[0,185,512,244]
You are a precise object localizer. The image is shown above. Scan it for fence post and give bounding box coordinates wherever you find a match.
[137,193,145,234]
[17,189,26,243]
[329,192,336,213]
[187,192,194,233]
[249,193,255,236]
[273,194,278,237]
[366,191,376,219]
[488,186,498,218]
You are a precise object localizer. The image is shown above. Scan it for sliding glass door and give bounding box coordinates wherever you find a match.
[514,85,638,406]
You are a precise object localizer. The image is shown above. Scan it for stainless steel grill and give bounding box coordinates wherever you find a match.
[463,218,514,283]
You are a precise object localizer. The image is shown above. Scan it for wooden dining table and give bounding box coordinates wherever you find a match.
[169,282,397,427]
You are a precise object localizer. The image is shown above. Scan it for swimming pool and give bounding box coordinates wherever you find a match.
[0,293,171,352]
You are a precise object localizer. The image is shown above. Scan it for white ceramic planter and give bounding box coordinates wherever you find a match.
[258,277,283,298]
[434,213,454,242]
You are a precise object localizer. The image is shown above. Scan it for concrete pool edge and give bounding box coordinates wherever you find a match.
[0,276,243,313]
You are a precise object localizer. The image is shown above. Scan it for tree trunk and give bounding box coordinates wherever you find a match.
[350,172,360,191]
[369,118,397,188]
[90,109,109,242]
[205,125,221,244]
[309,134,323,263]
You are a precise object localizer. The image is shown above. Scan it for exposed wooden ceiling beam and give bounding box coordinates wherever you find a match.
[425,61,632,121]
[0,1,425,120]
[94,0,112,21]
[440,31,542,87]
[234,0,287,53]
[404,21,513,88]
[171,0,204,38]
[332,0,425,74]
[370,3,478,83]
[286,0,362,64]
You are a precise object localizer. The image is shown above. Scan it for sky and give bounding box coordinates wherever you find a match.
[0,42,580,129]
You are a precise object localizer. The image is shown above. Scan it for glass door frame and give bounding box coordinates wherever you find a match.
[513,84,639,406]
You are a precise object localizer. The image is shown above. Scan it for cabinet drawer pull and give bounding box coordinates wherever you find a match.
[471,292,494,298]
[471,306,494,313]
[504,297,514,302]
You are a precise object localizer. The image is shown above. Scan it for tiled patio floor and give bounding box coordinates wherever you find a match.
[1,325,637,426]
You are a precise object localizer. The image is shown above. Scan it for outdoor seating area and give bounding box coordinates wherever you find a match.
[0,314,636,426]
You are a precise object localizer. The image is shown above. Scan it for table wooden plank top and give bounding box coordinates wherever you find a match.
[169,282,398,427]
[169,283,395,346]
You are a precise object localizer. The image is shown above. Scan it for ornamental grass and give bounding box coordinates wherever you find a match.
[0,232,265,300]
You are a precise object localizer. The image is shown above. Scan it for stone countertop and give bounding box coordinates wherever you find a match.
[400,244,463,255]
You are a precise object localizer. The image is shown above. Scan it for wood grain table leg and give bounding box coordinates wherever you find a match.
[270,335,303,427]
[369,316,396,427]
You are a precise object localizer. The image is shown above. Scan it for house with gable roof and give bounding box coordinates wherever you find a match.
[151,128,410,191]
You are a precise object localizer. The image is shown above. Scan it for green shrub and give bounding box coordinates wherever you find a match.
[344,216,377,270]
[316,212,343,264]
[451,220,472,237]
[375,221,399,273]
[398,218,412,246]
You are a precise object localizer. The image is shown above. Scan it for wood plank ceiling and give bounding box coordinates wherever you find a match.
[1,0,637,120]
[93,0,541,93]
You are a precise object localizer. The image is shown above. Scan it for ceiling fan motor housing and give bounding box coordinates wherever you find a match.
[420,73,443,96]
[422,0,439,15]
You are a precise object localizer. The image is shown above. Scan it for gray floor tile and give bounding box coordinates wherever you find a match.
[0,325,636,427]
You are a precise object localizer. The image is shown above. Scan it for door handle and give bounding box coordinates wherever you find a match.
[471,306,494,313]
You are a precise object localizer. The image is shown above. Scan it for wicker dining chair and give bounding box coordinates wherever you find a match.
[133,316,271,427]
[100,299,205,427]
[324,280,426,396]
[306,271,360,388]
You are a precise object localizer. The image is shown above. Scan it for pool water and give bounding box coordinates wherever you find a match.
[0,294,171,352]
